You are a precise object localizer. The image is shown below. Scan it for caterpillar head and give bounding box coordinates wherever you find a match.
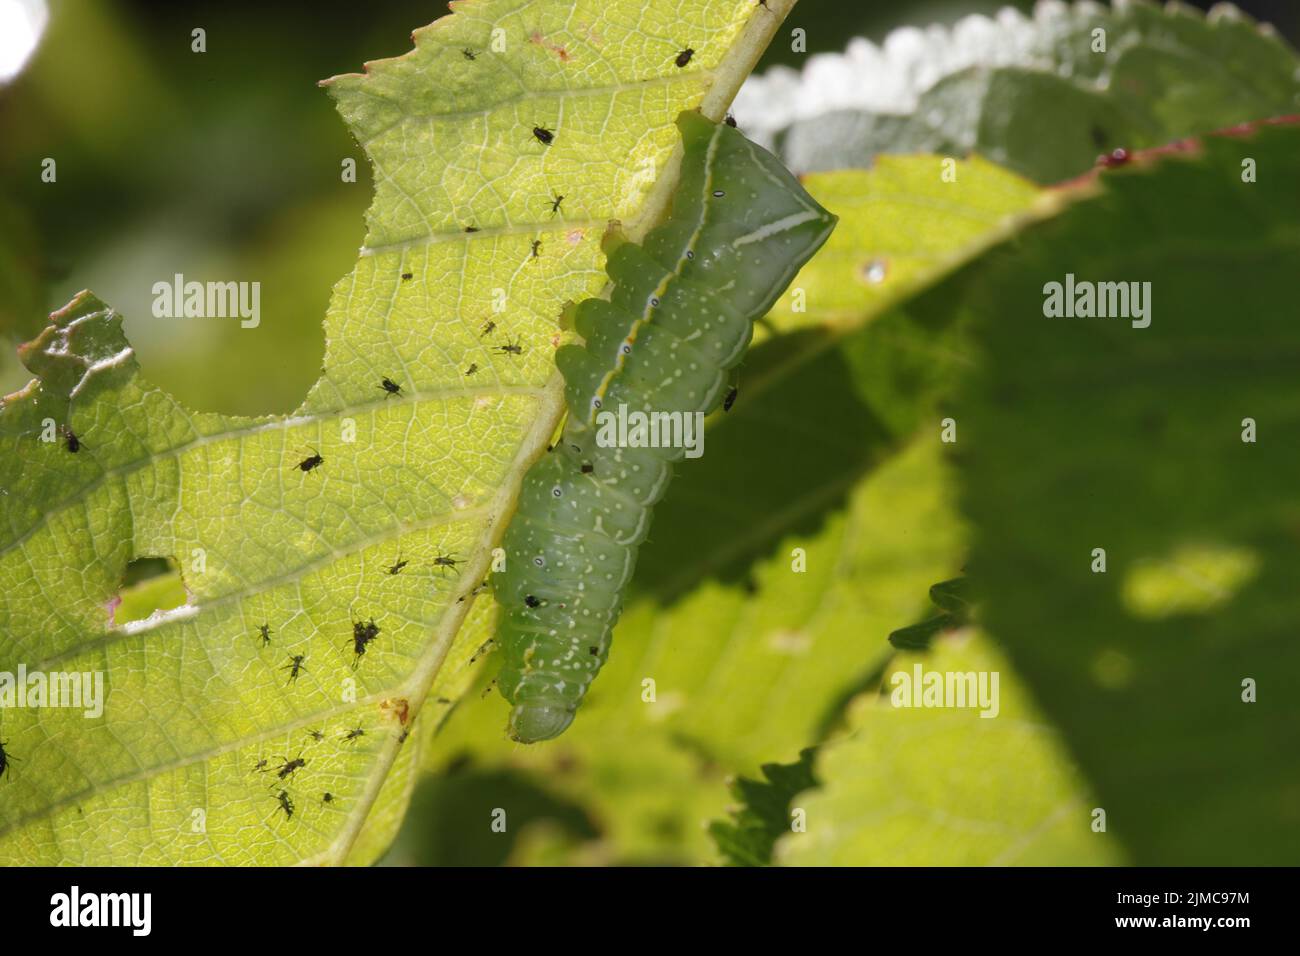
[508,700,576,743]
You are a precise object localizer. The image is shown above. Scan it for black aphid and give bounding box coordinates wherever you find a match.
[350,618,381,668]
[0,739,18,781]
[275,756,307,780]
[297,450,324,473]
[675,48,694,68]
[532,126,554,146]
[283,654,307,684]
[275,789,295,819]
[379,377,402,397]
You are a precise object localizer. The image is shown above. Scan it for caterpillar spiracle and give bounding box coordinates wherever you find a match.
[493,109,837,742]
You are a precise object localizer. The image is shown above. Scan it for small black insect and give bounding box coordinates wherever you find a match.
[297,449,324,473]
[258,623,272,646]
[61,426,81,453]
[580,463,594,474]
[465,225,480,233]
[306,729,324,743]
[480,319,497,337]
[532,125,554,146]
[350,618,381,668]
[283,654,307,684]
[342,726,366,744]
[433,554,460,575]
[462,48,476,60]
[725,113,737,128]
[322,792,335,805]
[275,756,307,780]
[495,339,524,356]
[397,728,411,744]
[588,646,599,657]
[379,377,402,397]
[275,789,295,819]
[723,386,738,412]
[1,739,18,781]
[465,363,479,376]
[675,48,694,68]
[546,194,564,217]
[252,757,269,773]
[524,594,541,608]
[530,239,542,258]
[401,271,413,281]
[388,556,408,575]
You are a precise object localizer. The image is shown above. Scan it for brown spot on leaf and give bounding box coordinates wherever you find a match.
[380,697,411,725]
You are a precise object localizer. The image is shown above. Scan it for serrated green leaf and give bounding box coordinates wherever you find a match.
[708,748,816,867]
[0,0,793,865]
[955,118,1300,864]
[887,577,972,651]
[745,0,1300,183]
[775,634,1125,866]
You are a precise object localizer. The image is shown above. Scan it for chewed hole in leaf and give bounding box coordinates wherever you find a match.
[112,556,187,626]
[1120,542,1260,620]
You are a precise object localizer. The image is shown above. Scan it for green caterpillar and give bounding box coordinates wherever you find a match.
[493,109,837,742]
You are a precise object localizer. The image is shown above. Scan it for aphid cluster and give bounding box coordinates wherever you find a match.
[254,721,374,821]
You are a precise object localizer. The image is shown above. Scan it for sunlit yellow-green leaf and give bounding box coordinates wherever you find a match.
[775,634,1125,866]
[761,155,1043,339]
[0,0,789,865]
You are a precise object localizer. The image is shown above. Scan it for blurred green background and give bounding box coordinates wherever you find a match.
[5,0,1294,417]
